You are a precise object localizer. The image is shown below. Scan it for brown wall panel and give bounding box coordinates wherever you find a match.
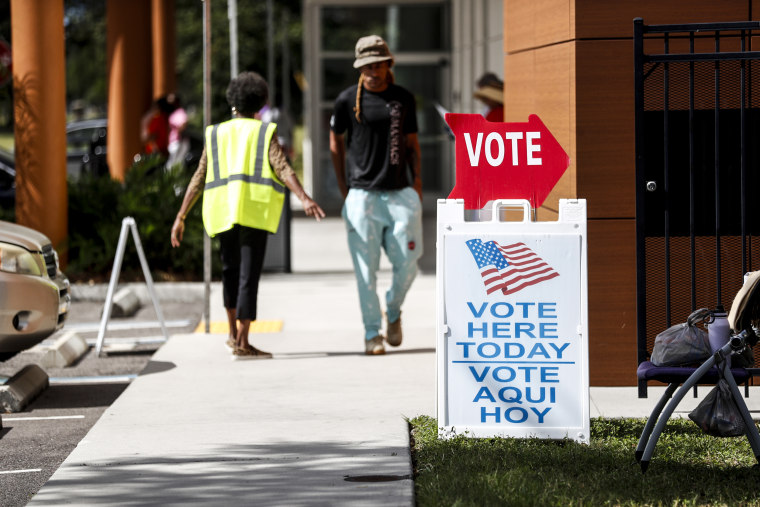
[504,43,576,220]
[504,50,536,118]
[505,0,573,53]
[574,0,750,40]
[587,218,638,385]
[575,39,635,219]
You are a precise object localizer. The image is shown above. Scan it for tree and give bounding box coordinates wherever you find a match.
[64,0,107,116]
[174,0,303,129]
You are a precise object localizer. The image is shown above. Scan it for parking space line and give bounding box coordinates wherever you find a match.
[65,319,192,332]
[49,374,137,384]
[3,415,85,421]
[0,469,42,475]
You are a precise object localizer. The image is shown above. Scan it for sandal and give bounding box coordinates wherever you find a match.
[231,346,273,360]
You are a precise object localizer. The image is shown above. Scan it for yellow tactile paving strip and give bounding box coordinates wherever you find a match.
[194,320,283,334]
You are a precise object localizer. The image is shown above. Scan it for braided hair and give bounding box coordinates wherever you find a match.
[353,69,395,123]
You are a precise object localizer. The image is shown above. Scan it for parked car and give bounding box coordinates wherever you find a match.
[0,220,70,361]
[0,121,106,214]
[67,118,204,178]
[0,147,14,210]
[66,118,108,179]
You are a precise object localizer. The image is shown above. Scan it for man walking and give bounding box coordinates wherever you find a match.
[329,35,423,355]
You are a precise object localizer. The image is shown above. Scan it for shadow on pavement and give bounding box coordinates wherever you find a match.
[139,360,176,376]
[26,384,131,410]
[31,441,413,506]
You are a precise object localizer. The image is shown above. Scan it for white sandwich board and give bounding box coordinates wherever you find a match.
[436,199,589,443]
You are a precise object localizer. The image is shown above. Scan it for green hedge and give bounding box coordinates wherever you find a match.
[65,155,218,282]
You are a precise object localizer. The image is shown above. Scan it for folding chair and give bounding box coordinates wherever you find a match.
[635,272,760,473]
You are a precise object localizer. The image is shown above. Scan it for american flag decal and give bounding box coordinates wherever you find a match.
[466,239,559,295]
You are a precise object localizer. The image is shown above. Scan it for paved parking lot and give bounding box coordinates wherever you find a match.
[0,295,203,507]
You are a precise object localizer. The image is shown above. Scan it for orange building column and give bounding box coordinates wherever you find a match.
[151,0,176,97]
[10,0,67,252]
[106,0,152,181]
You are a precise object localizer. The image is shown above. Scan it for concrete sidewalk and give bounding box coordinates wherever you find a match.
[32,270,434,506]
[31,218,433,506]
[29,217,760,505]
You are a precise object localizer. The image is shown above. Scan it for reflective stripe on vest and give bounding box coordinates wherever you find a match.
[202,118,285,236]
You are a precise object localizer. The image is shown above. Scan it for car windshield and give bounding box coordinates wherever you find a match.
[66,128,99,154]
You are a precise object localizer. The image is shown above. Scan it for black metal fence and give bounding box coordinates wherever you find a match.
[634,18,760,396]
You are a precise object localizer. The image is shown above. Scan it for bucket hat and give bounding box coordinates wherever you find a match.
[353,35,394,69]
[473,72,504,104]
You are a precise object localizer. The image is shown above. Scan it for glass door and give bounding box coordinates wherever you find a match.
[311,2,452,210]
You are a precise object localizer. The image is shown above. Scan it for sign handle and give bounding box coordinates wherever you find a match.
[490,199,532,223]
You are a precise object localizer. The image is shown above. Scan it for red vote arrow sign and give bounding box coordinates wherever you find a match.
[445,113,570,210]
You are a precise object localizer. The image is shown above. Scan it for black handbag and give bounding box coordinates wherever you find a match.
[650,308,712,366]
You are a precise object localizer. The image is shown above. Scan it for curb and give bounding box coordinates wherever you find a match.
[39,331,89,368]
[0,364,49,412]
[69,282,205,304]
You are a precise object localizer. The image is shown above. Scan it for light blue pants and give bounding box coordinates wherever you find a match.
[342,187,423,341]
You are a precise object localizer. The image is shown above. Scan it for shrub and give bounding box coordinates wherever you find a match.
[66,156,219,282]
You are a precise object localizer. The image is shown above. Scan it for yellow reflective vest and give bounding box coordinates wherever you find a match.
[202,118,285,236]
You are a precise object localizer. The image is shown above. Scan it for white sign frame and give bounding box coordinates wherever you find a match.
[436,199,590,443]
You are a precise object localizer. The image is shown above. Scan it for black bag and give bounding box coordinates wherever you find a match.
[650,308,712,366]
[688,379,746,437]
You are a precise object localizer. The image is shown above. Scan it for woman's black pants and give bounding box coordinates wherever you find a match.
[217,224,268,321]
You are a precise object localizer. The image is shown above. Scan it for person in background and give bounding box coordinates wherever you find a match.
[171,72,325,359]
[141,95,172,158]
[258,98,294,163]
[473,72,504,122]
[329,35,423,356]
[166,93,190,168]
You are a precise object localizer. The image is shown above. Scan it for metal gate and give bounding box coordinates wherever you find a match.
[634,19,760,396]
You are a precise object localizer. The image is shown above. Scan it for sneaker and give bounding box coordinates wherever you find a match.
[232,346,273,360]
[386,313,402,347]
[365,335,386,355]
[225,338,236,351]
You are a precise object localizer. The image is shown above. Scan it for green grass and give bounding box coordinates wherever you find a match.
[410,416,760,506]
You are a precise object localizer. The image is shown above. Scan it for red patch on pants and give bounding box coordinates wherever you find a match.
[408,241,416,250]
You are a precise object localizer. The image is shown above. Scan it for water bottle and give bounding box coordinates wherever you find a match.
[708,305,731,368]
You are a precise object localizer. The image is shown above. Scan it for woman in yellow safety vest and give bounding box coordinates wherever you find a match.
[171,72,325,359]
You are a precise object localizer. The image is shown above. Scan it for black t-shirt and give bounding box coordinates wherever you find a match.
[330,83,418,190]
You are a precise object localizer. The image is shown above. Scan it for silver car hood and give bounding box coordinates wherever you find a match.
[0,220,50,252]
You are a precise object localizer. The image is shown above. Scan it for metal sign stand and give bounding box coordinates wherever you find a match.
[95,217,169,357]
